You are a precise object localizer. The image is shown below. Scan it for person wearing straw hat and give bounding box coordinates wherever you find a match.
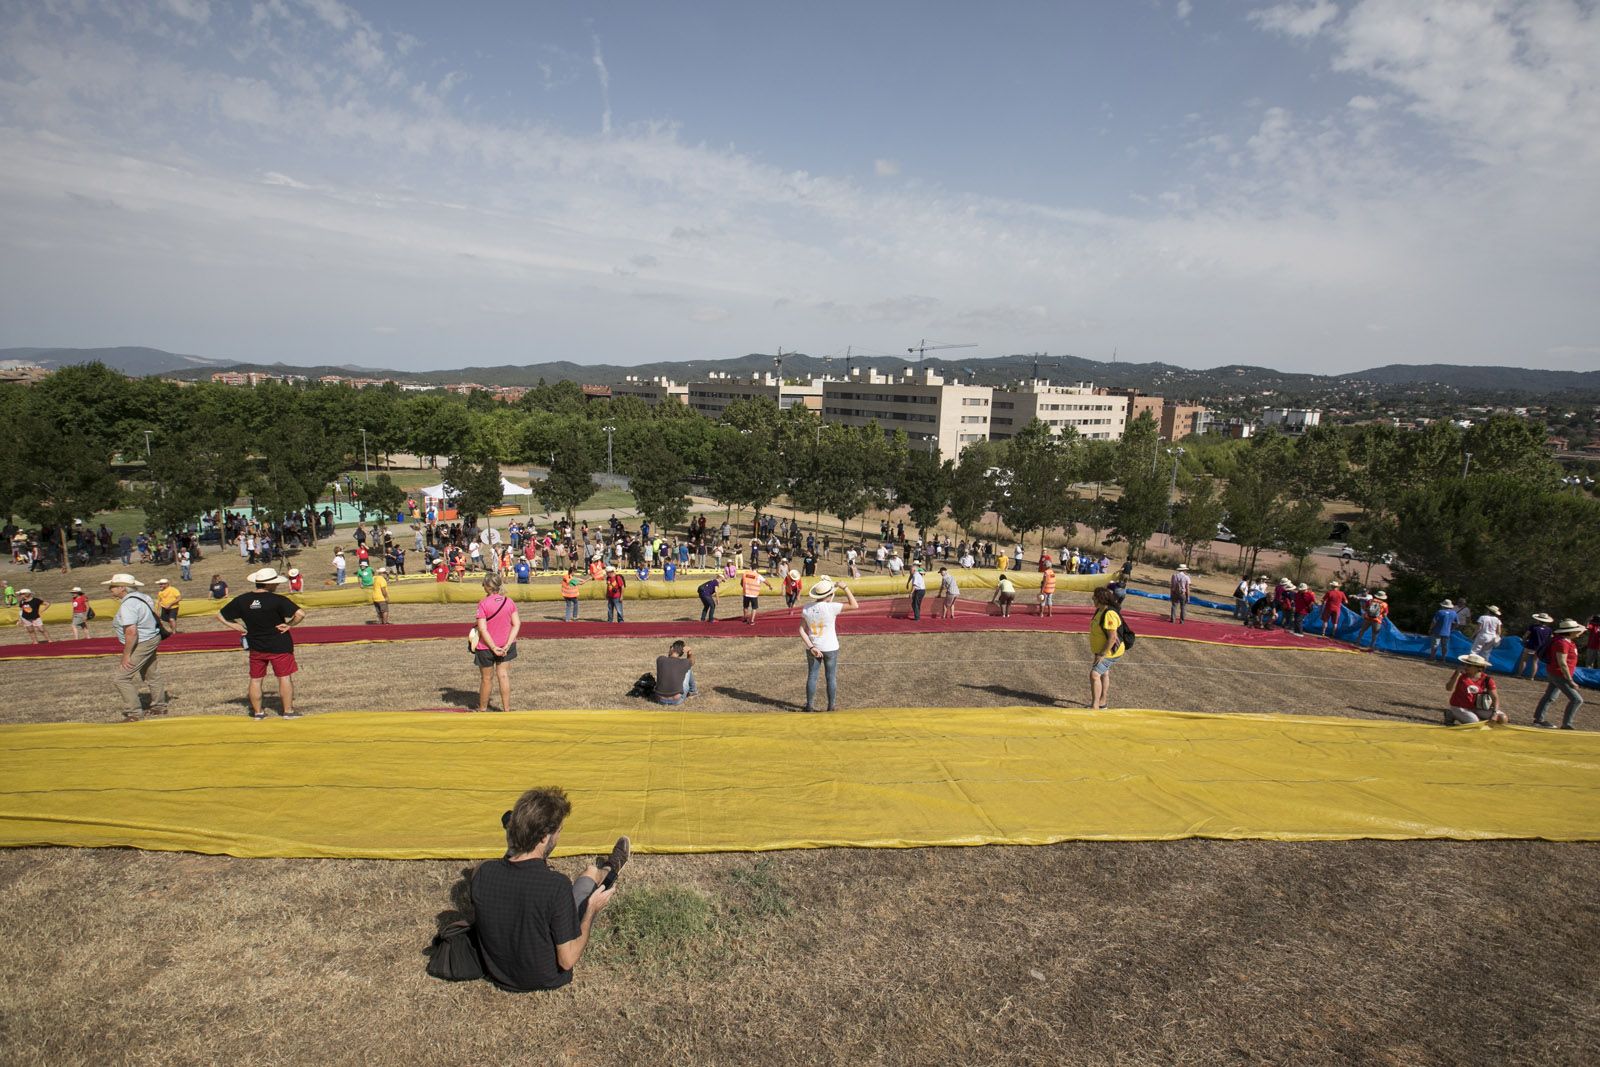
[217,568,305,719]
[1443,653,1504,725]
[800,576,858,712]
[1168,564,1191,624]
[69,585,91,640]
[1316,581,1346,638]
[106,573,168,721]
[155,577,182,636]
[1515,613,1554,679]
[782,568,802,610]
[1355,590,1389,651]
[1470,606,1504,661]
[14,587,49,643]
[1532,619,1585,730]
[1427,599,1460,663]
[1292,583,1316,635]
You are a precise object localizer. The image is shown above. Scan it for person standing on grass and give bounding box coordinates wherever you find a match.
[1585,615,1600,671]
[800,577,857,713]
[740,565,772,625]
[471,787,627,993]
[938,566,960,619]
[1470,605,1504,661]
[1516,613,1555,679]
[473,572,521,713]
[218,568,305,719]
[1532,619,1585,730]
[653,640,697,705]
[1444,654,1505,726]
[1169,564,1191,624]
[1088,585,1126,710]
[1428,600,1460,662]
[370,565,391,624]
[106,573,168,721]
[1355,591,1388,650]
[559,567,586,622]
[70,585,91,640]
[604,565,627,623]
[1038,563,1057,618]
[178,545,192,582]
[15,587,49,643]
[333,546,347,587]
[155,577,182,636]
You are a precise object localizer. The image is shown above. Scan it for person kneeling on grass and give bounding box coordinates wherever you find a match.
[471,787,629,992]
[1443,653,1505,726]
[654,640,697,705]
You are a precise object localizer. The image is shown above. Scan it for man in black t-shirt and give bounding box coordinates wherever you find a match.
[470,787,628,992]
[217,568,305,719]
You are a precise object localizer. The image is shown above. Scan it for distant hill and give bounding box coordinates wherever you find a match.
[0,346,225,376]
[7,345,1596,399]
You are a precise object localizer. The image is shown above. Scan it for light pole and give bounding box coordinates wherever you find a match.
[603,425,616,475]
[1165,446,1185,545]
[1461,451,1472,479]
[360,428,370,484]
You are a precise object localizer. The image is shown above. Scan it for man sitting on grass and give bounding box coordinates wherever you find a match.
[471,787,629,992]
[654,640,697,706]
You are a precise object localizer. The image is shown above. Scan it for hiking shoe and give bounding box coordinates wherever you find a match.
[1559,724,1576,731]
[598,836,631,875]
[120,712,143,723]
[249,712,268,720]
[1532,720,1555,729]
[282,710,302,719]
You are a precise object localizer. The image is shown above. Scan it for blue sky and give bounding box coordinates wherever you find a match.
[0,0,1596,374]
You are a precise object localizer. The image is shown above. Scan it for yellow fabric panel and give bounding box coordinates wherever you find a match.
[7,568,1111,623]
[2,707,1595,860]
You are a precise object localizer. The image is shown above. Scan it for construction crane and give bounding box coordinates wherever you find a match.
[907,339,977,366]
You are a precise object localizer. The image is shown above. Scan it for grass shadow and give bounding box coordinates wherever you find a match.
[437,687,480,711]
[960,682,1060,706]
[711,685,804,712]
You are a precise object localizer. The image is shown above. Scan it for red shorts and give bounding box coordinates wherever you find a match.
[248,650,298,679]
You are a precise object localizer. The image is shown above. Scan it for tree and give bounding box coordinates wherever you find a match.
[254,414,348,546]
[1112,413,1168,560]
[897,449,951,537]
[993,420,1076,555]
[946,441,995,535]
[536,434,598,523]
[144,424,254,536]
[0,405,120,572]
[407,396,474,466]
[442,450,505,527]
[1169,476,1225,565]
[361,473,409,523]
[628,448,692,532]
[1290,425,1349,501]
[1274,497,1328,581]
[705,428,782,519]
[1220,432,1296,577]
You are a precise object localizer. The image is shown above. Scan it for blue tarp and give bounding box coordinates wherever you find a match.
[1126,587,1598,690]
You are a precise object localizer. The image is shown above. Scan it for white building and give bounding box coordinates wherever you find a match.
[990,381,1128,442]
[611,376,688,406]
[821,368,992,457]
[686,372,825,420]
[1259,408,1322,434]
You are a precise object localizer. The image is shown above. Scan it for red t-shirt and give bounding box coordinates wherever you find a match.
[356,546,369,563]
[1546,636,1578,677]
[1449,672,1495,711]
[606,574,625,599]
[1323,589,1346,616]
[72,594,88,614]
[1295,590,1315,613]
[432,562,448,583]
[1586,622,1600,651]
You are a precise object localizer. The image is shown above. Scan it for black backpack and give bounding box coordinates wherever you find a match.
[425,920,484,982]
[1119,619,1137,649]
[628,672,656,699]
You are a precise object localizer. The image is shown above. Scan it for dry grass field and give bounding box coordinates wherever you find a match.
[2,587,1597,1065]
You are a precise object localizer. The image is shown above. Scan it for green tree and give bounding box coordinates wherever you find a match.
[706,428,782,519]
[361,473,409,523]
[1112,414,1168,560]
[897,449,951,537]
[407,395,474,466]
[0,405,121,571]
[628,448,692,532]
[1169,476,1225,565]
[252,414,348,546]
[1274,497,1328,582]
[443,450,505,527]
[993,421,1076,556]
[144,425,253,536]
[1290,425,1349,501]
[1220,432,1296,576]
[536,434,598,523]
[946,441,995,535]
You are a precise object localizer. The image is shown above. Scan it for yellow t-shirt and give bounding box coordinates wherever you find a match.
[370,574,389,603]
[1090,608,1125,659]
[155,587,181,610]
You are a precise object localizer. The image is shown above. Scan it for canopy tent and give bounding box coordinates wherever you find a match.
[418,477,533,500]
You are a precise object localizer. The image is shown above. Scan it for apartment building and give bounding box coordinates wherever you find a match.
[990,381,1128,442]
[687,372,825,419]
[1259,408,1322,434]
[821,368,992,457]
[1159,402,1207,441]
[611,375,688,406]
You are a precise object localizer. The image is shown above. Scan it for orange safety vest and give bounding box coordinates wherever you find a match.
[1041,570,1056,594]
[561,576,580,599]
[741,571,762,596]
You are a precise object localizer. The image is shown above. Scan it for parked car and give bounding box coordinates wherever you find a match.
[1215,524,1236,542]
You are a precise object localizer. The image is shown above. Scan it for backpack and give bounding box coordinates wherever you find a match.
[425,920,483,982]
[628,672,656,699]
[1118,619,1137,649]
[1365,600,1382,619]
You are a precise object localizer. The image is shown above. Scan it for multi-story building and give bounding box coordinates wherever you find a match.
[612,376,688,406]
[1094,387,1164,432]
[990,381,1128,442]
[821,368,992,457]
[1159,402,1207,441]
[687,372,824,419]
[1259,408,1322,434]
[1207,417,1257,440]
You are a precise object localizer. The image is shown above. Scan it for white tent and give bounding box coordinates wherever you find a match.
[418,477,532,499]
[500,477,533,496]
[418,482,450,499]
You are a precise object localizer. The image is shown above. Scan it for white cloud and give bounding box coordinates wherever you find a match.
[691,307,731,323]
[873,158,900,177]
[163,0,211,24]
[1249,1,1339,38]
[1347,94,1379,111]
[1176,0,1194,21]
[591,33,611,136]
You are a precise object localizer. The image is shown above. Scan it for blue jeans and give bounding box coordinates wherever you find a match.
[180,564,192,581]
[564,599,579,621]
[700,595,716,622]
[656,669,696,705]
[805,649,838,710]
[1534,678,1583,726]
[607,597,624,623]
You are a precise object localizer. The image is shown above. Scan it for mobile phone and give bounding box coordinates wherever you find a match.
[601,865,619,891]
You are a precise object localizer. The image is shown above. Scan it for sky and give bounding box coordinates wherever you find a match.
[0,0,1596,374]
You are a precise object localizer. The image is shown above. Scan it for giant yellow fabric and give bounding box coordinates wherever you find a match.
[11,569,1109,623]
[2,707,1596,859]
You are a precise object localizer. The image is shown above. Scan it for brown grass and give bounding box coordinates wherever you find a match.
[1,598,1596,1064]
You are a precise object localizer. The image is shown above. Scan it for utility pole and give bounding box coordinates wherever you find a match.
[1461,452,1473,479]
[603,424,616,475]
[360,427,370,485]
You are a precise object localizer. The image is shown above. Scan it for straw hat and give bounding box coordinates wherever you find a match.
[156,578,170,586]
[787,569,800,581]
[18,587,32,595]
[809,576,837,599]
[246,568,288,585]
[1440,599,1454,609]
[1532,612,1554,624]
[1297,583,1309,591]
[1457,653,1490,668]
[1375,591,1388,600]
[1554,618,1584,634]
[373,566,388,574]
[1486,605,1501,616]
[1176,564,1188,572]
[1329,581,1341,588]
[288,568,300,578]
[101,574,144,587]
[69,586,82,593]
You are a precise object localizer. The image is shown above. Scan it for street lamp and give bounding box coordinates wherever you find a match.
[1461,451,1473,479]
[360,427,370,485]
[603,424,616,475]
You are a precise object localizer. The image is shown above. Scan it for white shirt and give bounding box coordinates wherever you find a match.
[942,574,960,598]
[1476,615,1502,641]
[910,570,926,591]
[802,601,844,653]
[334,554,346,573]
[113,592,162,643]
[876,546,887,562]
[888,556,903,575]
